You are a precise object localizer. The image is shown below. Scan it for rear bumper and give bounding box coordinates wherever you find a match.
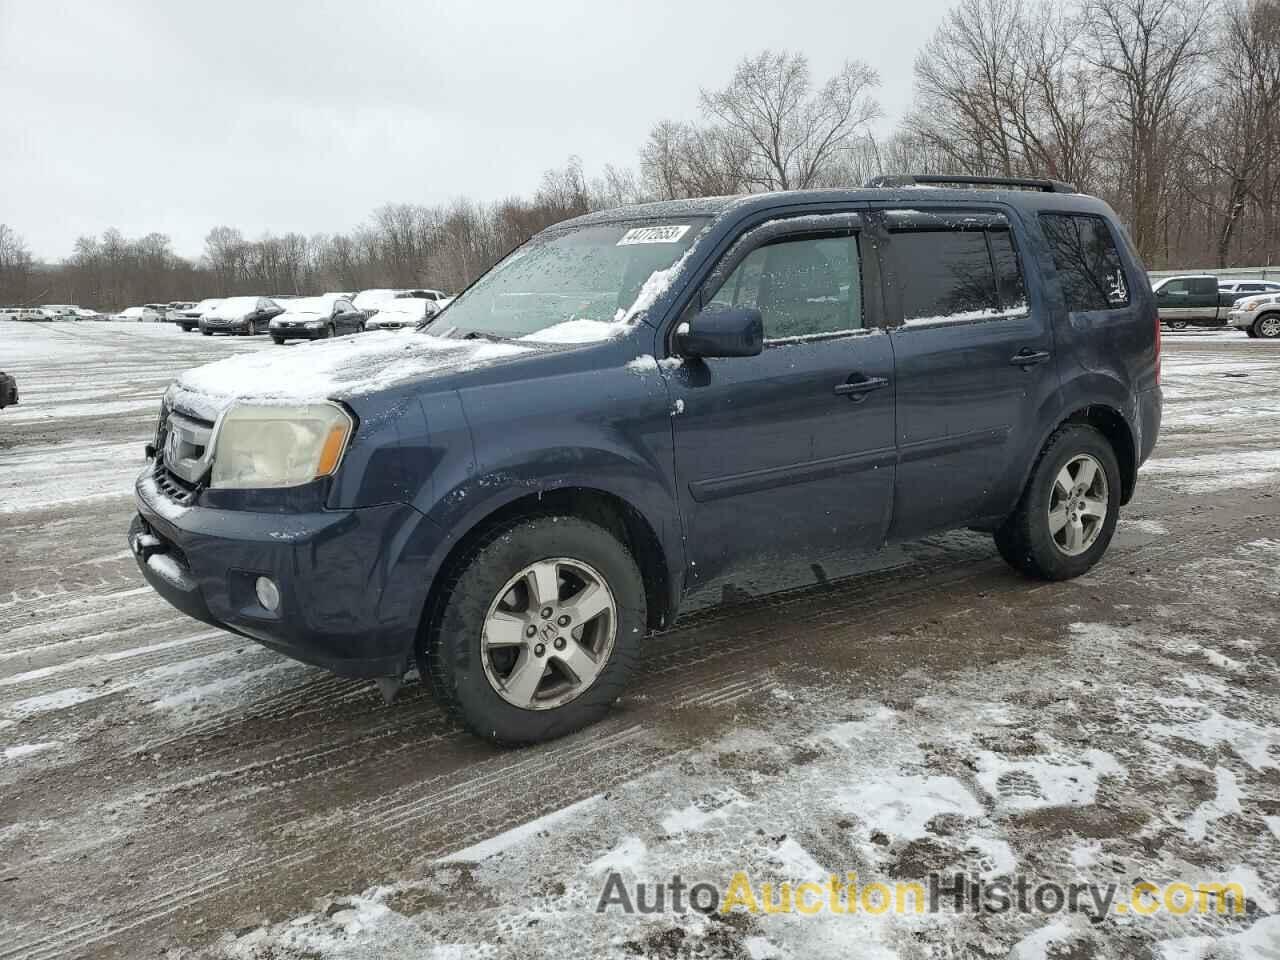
[1137,385,1162,468]
[130,468,444,678]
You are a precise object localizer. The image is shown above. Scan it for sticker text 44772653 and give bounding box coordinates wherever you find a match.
[617,225,691,246]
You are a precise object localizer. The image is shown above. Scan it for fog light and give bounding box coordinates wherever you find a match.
[255,576,281,612]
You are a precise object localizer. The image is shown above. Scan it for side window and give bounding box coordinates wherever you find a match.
[710,234,861,340]
[1040,213,1131,311]
[1162,279,1190,295]
[988,230,1028,314]
[1238,283,1263,293]
[889,229,998,324]
[1190,277,1217,296]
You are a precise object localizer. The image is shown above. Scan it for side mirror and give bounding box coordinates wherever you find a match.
[675,306,764,359]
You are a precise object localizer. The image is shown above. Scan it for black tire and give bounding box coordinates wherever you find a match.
[994,424,1121,581]
[200,329,212,336]
[245,320,257,337]
[419,515,645,745]
[1253,314,1280,339]
[271,335,284,345]
[324,323,335,339]
[1246,328,1259,338]
[1165,320,1188,330]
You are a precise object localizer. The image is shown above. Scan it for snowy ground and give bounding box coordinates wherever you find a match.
[1,321,1279,959]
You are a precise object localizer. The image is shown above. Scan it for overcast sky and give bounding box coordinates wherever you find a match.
[1,0,954,260]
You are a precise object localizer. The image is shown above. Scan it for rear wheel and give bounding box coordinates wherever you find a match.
[994,424,1121,581]
[1166,320,1189,330]
[245,319,257,337]
[1254,314,1280,339]
[200,328,212,336]
[419,515,645,744]
[271,335,284,345]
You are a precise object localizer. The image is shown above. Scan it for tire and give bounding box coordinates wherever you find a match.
[1246,327,1259,338]
[271,335,284,345]
[324,323,335,339]
[200,329,212,336]
[419,514,646,745]
[1165,320,1189,330]
[994,424,1121,581]
[1253,314,1280,339]
[245,320,257,337]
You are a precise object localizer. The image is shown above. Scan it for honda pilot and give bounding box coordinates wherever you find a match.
[130,175,1162,744]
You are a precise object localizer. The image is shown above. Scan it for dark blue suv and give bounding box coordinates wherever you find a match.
[130,175,1162,743]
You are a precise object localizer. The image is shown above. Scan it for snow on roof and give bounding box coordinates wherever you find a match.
[168,332,529,420]
[278,295,339,315]
[352,289,403,310]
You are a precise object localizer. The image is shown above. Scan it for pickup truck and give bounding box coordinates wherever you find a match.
[1151,274,1239,329]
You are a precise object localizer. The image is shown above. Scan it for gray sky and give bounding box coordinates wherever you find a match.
[1,0,954,260]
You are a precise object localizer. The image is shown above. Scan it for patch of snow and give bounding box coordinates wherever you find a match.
[902,305,1029,327]
[1157,913,1280,959]
[170,332,530,419]
[966,835,1017,878]
[975,747,1125,812]
[765,836,827,881]
[837,774,981,841]
[659,788,750,835]
[2,741,61,761]
[587,836,647,875]
[1150,704,1279,771]
[1009,919,1080,960]
[1120,518,1169,535]
[520,318,633,344]
[625,354,659,373]
[437,794,601,863]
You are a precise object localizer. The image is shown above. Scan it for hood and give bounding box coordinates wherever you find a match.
[167,331,532,421]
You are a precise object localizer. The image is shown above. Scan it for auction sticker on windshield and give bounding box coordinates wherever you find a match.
[617,225,691,245]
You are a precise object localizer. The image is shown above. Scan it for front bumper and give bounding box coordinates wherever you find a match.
[130,467,441,678]
[270,324,324,339]
[1228,311,1251,329]
[201,318,249,332]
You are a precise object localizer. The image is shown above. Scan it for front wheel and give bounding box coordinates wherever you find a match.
[245,319,257,337]
[419,515,645,744]
[200,329,212,336]
[1165,320,1189,331]
[994,424,1121,581]
[1254,314,1280,339]
[271,335,284,345]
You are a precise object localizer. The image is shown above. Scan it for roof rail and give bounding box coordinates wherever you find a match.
[865,174,1078,194]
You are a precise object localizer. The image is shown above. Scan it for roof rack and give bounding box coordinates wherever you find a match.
[865,174,1078,194]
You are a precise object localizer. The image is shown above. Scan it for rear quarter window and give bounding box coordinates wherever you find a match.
[1040,213,1131,311]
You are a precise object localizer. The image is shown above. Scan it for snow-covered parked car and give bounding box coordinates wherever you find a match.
[0,371,17,408]
[69,306,101,320]
[172,298,222,332]
[268,294,365,344]
[199,296,282,336]
[365,297,433,331]
[113,306,165,323]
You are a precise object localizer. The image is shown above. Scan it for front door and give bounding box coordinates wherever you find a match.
[875,207,1061,539]
[664,214,897,586]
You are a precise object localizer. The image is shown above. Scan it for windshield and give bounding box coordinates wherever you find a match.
[195,299,222,311]
[428,219,706,340]
[281,296,333,314]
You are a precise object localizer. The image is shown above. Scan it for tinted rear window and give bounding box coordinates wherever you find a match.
[1040,214,1130,311]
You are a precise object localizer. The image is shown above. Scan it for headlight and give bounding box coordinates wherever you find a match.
[209,402,354,489]
[1241,298,1267,311]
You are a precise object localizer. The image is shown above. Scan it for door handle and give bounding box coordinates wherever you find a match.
[834,376,889,399]
[1010,349,1051,367]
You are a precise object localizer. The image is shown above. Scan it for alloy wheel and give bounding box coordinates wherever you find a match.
[480,558,617,711]
[1048,454,1108,556]
[1258,316,1280,338]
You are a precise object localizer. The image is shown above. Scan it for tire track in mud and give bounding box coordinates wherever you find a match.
[7,508,1276,960]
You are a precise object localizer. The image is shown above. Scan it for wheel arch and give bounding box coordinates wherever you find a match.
[1058,404,1137,505]
[417,486,677,651]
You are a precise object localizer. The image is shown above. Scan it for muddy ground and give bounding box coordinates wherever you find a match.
[1,321,1278,959]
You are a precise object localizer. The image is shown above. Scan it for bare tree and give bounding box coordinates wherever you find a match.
[700,50,881,191]
[0,224,35,304]
[1084,0,1212,262]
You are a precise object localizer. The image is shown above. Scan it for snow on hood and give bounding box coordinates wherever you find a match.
[167,332,529,420]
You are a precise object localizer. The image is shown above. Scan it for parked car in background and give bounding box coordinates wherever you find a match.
[1227,293,1280,338]
[70,306,101,320]
[365,297,432,331]
[0,371,17,409]
[1151,274,1238,329]
[166,301,197,324]
[268,294,364,343]
[130,174,1161,744]
[144,303,171,322]
[1218,279,1280,296]
[113,306,165,323]
[199,297,282,336]
[0,306,20,320]
[172,299,222,332]
[41,304,79,319]
[351,288,405,318]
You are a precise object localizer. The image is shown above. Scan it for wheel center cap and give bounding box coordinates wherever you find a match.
[539,623,558,644]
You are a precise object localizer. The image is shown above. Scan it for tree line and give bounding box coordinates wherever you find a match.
[3,0,1277,311]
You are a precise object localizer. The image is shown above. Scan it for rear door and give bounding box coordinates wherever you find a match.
[665,213,897,585]
[875,207,1060,538]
